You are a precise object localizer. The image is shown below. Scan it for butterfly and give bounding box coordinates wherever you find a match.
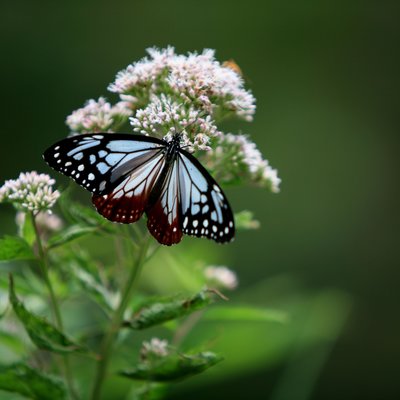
[43,133,235,246]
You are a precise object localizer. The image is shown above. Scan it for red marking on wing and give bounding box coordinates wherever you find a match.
[146,201,183,246]
[92,192,147,224]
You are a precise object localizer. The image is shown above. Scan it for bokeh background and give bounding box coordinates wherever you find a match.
[1,1,399,399]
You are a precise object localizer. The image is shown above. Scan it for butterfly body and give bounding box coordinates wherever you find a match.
[43,133,235,246]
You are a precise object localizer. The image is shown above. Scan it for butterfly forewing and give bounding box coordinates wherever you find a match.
[43,133,165,195]
[177,151,235,243]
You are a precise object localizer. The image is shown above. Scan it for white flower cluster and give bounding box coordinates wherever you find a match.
[66,97,132,134]
[140,338,169,359]
[203,133,281,192]
[0,172,60,212]
[130,95,220,151]
[204,266,238,290]
[109,47,255,121]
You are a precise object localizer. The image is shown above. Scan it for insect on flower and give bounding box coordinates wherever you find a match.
[43,131,235,246]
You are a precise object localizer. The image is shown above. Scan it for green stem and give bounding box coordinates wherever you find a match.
[31,212,79,400]
[91,233,151,400]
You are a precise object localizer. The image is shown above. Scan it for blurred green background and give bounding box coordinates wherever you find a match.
[1,0,399,399]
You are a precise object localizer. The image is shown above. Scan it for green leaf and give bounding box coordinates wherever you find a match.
[126,290,216,330]
[0,236,35,262]
[204,306,289,323]
[70,264,119,312]
[0,363,66,400]
[234,210,260,230]
[9,275,87,354]
[120,351,223,382]
[47,225,98,249]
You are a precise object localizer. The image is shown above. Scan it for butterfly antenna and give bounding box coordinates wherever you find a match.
[167,102,180,137]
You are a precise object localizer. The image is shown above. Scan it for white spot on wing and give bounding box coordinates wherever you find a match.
[73,152,83,160]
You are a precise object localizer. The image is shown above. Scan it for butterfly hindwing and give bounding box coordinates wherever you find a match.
[146,159,183,245]
[177,150,235,243]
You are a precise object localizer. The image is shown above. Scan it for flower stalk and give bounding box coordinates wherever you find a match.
[31,211,79,400]
[91,233,151,400]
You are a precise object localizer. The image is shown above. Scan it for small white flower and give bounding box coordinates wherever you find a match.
[0,172,60,212]
[141,338,169,359]
[16,211,63,232]
[205,266,238,290]
[66,97,132,134]
[130,94,220,152]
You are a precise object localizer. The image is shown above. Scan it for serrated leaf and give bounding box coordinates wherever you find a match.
[0,236,35,262]
[0,363,66,400]
[47,225,98,249]
[126,290,215,330]
[204,306,288,323]
[120,351,222,382]
[234,210,260,230]
[9,275,86,354]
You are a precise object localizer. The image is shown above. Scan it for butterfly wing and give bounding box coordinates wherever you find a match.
[177,150,235,243]
[43,133,235,244]
[43,133,167,223]
[146,160,183,246]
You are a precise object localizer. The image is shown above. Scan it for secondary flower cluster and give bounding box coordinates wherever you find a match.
[66,97,132,134]
[140,338,169,360]
[0,172,60,213]
[64,46,280,192]
[202,134,281,192]
[204,265,238,290]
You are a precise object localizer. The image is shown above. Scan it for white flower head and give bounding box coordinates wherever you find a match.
[108,46,175,104]
[109,47,255,121]
[130,94,220,152]
[204,266,238,290]
[167,49,256,121]
[0,172,60,213]
[66,97,132,134]
[140,338,169,359]
[202,133,281,192]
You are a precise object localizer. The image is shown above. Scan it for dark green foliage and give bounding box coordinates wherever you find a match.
[0,236,35,262]
[9,275,87,354]
[0,363,66,400]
